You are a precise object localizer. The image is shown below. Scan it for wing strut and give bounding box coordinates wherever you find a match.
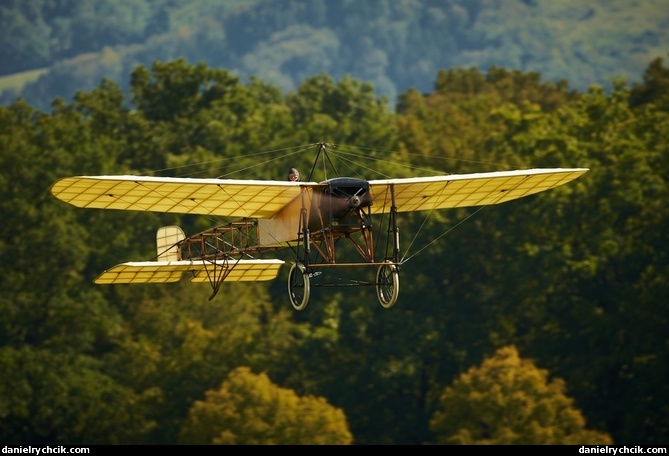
[384,183,400,265]
[307,142,339,181]
[299,186,311,269]
[201,256,242,301]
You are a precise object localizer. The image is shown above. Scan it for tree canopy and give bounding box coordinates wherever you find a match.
[179,366,353,444]
[430,346,613,444]
[0,56,667,444]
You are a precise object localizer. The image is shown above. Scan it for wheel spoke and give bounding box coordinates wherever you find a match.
[376,261,399,308]
[288,263,310,310]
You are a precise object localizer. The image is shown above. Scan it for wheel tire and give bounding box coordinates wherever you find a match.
[376,261,399,308]
[288,262,310,311]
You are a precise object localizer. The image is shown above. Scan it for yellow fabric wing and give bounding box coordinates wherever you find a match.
[368,168,589,213]
[50,175,313,218]
[94,259,285,284]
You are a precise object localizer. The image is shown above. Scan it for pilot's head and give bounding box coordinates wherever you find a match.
[288,168,300,182]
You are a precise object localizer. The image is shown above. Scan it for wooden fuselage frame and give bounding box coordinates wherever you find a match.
[175,177,400,270]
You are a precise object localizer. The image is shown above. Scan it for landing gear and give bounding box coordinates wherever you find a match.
[376,261,399,308]
[288,262,310,311]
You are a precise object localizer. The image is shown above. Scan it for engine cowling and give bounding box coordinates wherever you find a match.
[309,177,372,231]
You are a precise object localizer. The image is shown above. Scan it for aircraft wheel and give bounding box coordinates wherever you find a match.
[376,261,399,308]
[288,262,310,311]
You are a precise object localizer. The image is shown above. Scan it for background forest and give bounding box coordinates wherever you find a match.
[2,0,669,110]
[1,0,669,446]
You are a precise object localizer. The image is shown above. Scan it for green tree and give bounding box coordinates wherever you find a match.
[130,58,241,123]
[429,346,613,445]
[4,52,668,446]
[286,73,396,148]
[104,283,307,444]
[394,66,579,182]
[299,65,583,446]
[0,346,155,444]
[0,64,312,445]
[629,54,669,111]
[179,366,353,444]
[483,80,669,445]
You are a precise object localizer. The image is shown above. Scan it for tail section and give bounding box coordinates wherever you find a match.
[157,226,186,261]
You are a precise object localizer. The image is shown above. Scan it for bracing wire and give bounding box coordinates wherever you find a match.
[138,143,318,178]
[133,141,524,266]
[400,205,488,265]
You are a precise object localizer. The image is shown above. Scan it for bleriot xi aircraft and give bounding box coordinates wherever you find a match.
[50,143,589,310]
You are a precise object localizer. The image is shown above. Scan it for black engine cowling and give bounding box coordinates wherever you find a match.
[309,177,372,231]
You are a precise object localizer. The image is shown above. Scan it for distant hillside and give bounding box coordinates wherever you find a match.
[0,68,47,93]
[1,0,668,110]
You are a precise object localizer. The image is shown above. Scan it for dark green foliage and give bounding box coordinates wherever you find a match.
[0,346,155,444]
[630,55,669,111]
[0,57,667,445]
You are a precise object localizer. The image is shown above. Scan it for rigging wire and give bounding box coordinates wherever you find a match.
[400,205,488,265]
[400,167,538,264]
[330,146,443,178]
[213,147,307,178]
[134,141,523,265]
[325,144,486,264]
[137,143,318,178]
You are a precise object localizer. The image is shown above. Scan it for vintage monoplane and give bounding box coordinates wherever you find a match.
[50,143,589,310]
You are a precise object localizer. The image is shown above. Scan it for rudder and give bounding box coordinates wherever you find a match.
[157,226,185,261]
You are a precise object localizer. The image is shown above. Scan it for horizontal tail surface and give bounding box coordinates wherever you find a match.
[94,259,285,284]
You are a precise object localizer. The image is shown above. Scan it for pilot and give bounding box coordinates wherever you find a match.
[288,168,300,182]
